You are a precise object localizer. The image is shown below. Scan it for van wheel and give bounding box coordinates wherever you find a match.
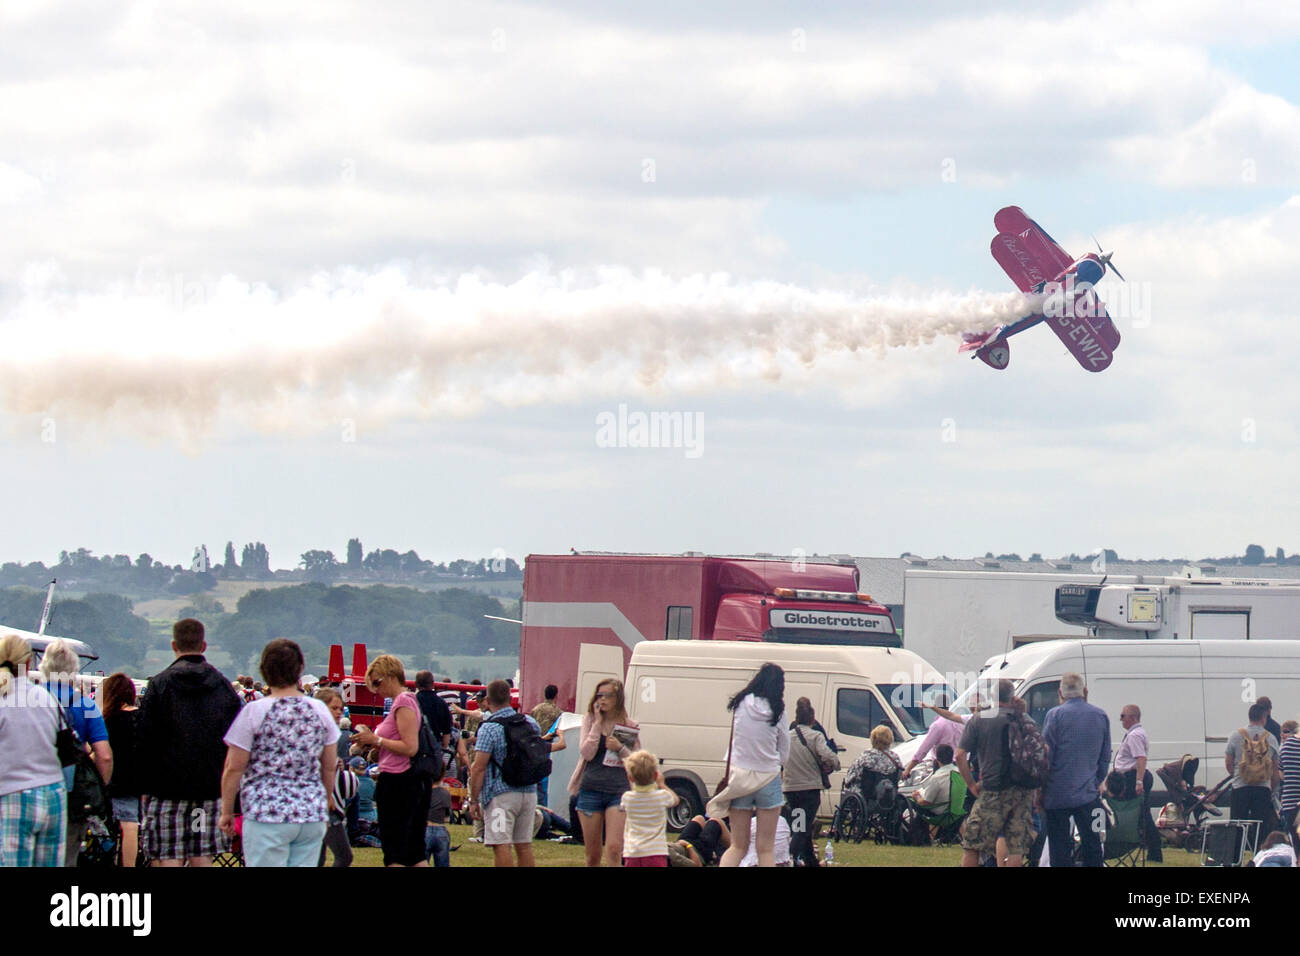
[667,780,704,832]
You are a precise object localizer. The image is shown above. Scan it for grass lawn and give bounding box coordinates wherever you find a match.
[341,823,1204,867]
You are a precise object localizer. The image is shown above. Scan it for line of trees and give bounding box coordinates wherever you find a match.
[0,541,524,595]
[298,540,521,583]
[207,583,520,676]
[902,546,1300,566]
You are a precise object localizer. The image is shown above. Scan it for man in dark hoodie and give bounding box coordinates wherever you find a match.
[137,618,242,866]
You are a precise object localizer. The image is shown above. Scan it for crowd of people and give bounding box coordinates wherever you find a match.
[4,622,1298,868]
[895,675,1299,867]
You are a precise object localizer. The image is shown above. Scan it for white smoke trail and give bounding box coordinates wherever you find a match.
[0,266,1032,436]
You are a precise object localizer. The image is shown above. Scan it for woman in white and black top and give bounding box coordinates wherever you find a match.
[711,663,790,868]
[782,697,839,868]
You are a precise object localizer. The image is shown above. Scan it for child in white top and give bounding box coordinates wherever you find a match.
[619,750,679,867]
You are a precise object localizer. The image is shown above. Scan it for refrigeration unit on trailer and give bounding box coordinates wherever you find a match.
[1055,577,1300,641]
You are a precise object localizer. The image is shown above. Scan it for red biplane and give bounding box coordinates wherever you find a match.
[961,206,1123,372]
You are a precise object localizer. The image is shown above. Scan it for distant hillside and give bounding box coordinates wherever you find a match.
[207,583,520,677]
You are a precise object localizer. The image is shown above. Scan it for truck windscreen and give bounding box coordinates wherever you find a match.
[763,627,901,647]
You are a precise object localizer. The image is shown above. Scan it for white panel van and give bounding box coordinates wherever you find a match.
[895,639,1300,793]
[618,640,953,828]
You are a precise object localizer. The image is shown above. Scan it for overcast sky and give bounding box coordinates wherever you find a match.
[2,0,1298,569]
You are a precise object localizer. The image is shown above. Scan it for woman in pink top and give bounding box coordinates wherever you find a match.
[352,655,429,867]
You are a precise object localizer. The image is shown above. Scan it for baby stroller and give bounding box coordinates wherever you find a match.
[831,769,906,845]
[1155,755,1228,850]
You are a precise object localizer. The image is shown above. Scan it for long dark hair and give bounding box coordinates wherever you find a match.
[101,672,136,719]
[728,663,784,726]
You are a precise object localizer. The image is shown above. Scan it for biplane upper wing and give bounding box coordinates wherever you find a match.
[993,206,1075,279]
[990,232,1049,292]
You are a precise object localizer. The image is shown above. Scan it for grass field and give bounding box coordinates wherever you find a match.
[132,580,298,621]
[341,823,1204,867]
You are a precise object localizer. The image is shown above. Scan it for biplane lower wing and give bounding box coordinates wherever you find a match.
[1042,289,1119,372]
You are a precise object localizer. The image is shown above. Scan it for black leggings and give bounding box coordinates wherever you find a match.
[318,819,353,867]
[679,818,724,865]
[375,769,432,866]
[784,790,822,867]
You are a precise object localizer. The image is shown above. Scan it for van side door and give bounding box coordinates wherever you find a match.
[1082,642,1205,789]
[827,681,902,815]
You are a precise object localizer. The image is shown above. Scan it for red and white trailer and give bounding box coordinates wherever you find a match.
[519,553,898,711]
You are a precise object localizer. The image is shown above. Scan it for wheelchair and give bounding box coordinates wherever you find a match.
[831,770,906,845]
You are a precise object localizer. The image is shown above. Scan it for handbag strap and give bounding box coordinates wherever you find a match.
[723,710,736,782]
[794,725,829,785]
[53,689,81,744]
[794,724,815,756]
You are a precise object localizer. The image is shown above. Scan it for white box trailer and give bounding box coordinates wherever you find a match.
[1056,577,1300,641]
[901,569,1136,678]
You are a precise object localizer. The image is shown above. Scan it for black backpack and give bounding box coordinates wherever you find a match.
[487,712,551,787]
[411,713,444,781]
[56,706,111,825]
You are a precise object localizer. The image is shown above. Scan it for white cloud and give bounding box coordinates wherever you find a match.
[1111,86,1300,187]
[0,162,43,203]
[1,1,1297,286]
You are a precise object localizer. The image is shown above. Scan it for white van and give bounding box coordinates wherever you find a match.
[894,639,1300,792]
[615,640,953,828]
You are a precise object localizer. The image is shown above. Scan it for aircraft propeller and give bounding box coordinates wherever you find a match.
[1091,235,1125,281]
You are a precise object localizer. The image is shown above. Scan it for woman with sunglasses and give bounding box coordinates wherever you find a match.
[567,678,639,866]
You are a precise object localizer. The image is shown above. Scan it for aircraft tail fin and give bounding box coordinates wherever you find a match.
[976,338,1010,369]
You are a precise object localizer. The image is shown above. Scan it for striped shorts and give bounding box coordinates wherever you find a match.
[0,782,67,867]
[142,796,227,861]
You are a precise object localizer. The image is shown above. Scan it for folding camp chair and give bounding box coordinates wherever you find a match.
[1102,796,1146,867]
[1201,820,1260,867]
[915,770,968,845]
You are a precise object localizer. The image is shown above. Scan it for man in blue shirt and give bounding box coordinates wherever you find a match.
[470,679,540,868]
[1041,673,1111,867]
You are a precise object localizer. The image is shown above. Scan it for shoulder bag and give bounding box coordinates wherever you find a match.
[795,725,832,789]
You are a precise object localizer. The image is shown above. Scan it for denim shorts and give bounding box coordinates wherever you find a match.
[575,789,624,814]
[112,796,140,824]
[729,774,785,811]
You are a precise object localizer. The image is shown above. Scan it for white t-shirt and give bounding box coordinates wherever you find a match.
[620,786,677,858]
[740,814,792,867]
[1252,844,1296,867]
[728,694,790,774]
[918,766,956,807]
